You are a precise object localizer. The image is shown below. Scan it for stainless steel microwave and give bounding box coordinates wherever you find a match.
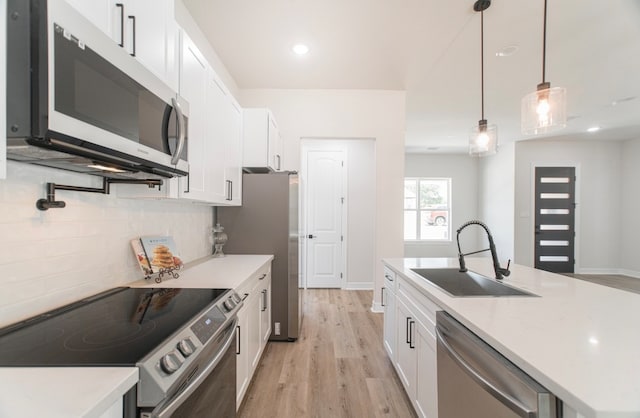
[6,0,189,179]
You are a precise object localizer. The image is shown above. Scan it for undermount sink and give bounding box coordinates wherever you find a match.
[410,268,537,297]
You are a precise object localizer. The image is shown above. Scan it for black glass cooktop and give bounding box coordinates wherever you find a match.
[0,287,228,366]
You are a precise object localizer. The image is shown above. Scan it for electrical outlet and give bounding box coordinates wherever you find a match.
[274,322,281,335]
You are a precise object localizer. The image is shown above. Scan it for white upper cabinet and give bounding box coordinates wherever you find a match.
[64,0,112,34]
[204,68,230,203]
[65,0,178,90]
[223,97,243,205]
[178,31,209,202]
[243,108,284,172]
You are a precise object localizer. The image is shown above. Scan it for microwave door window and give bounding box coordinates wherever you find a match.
[138,90,169,153]
[54,26,140,142]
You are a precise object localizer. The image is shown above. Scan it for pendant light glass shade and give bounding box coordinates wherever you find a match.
[521,82,567,135]
[469,119,497,156]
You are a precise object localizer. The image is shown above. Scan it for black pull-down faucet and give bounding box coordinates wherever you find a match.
[456,220,511,280]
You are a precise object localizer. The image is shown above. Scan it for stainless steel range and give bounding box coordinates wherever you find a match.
[0,287,242,417]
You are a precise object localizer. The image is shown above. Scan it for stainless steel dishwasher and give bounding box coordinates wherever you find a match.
[436,312,557,418]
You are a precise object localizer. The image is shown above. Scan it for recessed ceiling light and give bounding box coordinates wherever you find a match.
[587,126,601,133]
[495,45,519,57]
[292,44,309,55]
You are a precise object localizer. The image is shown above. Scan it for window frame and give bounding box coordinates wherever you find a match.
[404,177,452,242]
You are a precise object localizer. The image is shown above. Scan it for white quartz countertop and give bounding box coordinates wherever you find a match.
[0,255,272,418]
[383,257,640,418]
[0,367,138,418]
[129,254,274,289]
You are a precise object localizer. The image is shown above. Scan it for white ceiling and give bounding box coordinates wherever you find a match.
[183,0,640,152]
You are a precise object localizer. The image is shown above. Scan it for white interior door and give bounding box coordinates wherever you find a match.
[306,150,344,288]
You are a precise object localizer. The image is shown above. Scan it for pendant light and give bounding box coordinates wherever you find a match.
[469,0,497,157]
[521,0,566,135]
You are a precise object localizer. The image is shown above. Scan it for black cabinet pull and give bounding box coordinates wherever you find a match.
[409,320,416,349]
[381,287,386,307]
[236,325,241,354]
[261,289,267,312]
[226,180,232,201]
[116,3,124,47]
[128,15,136,56]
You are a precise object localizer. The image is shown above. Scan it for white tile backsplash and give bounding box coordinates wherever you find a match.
[0,162,214,327]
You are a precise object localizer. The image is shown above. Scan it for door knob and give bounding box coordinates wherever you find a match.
[308,234,316,239]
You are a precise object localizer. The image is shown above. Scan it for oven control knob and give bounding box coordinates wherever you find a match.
[232,293,241,303]
[223,298,236,312]
[160,352,183,375]
[177,338,196,357]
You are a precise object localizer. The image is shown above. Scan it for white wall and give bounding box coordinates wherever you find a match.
[404,153,479,258]
[620,138,640,276]
[239,89,405,310]
[301,139,376,289]
[0,163,213,327]
[478,142,516,264]
[514,140,622,272]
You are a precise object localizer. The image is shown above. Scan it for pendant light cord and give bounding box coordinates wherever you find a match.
[480,8,485,120]
[542,0,547,83]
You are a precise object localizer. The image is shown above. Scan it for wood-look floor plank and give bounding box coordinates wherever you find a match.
[238,289,416,418]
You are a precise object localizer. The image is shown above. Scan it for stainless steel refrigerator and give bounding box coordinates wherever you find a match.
[217,172,301,341]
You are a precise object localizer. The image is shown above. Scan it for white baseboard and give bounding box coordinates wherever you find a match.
[344,282,374,290]
[371,301,383,313]
[577,267,640,279]
[618,269,640,279]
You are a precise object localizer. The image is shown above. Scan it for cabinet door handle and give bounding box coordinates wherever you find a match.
[409,320,416,349]
[259,273,266,280]
[128,15,136,57]
[226,180,232,201]
[276,154,281,171]
[385,274,394,282]
[406,317,412,344]
[381,287,386,307]
[236,325,241,355]
[115,3,125,47]
[261,289,267,312]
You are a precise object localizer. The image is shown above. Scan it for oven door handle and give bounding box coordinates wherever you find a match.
[150,318,238,418]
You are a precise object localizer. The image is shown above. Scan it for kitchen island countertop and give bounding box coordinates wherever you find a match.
[383,257,640,418]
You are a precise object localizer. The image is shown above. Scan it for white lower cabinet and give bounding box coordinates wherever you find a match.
[384,264,439,418]
[235,265,272,409]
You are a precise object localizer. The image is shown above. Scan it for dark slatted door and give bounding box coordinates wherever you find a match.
[534,167,576,273]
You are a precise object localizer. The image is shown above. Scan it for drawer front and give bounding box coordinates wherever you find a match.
[397,276,440,333]
[236,263,271,301]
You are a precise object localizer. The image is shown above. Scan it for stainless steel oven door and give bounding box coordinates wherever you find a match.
[144,319,237,418]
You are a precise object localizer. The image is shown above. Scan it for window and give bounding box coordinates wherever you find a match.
[404,178,451,241]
